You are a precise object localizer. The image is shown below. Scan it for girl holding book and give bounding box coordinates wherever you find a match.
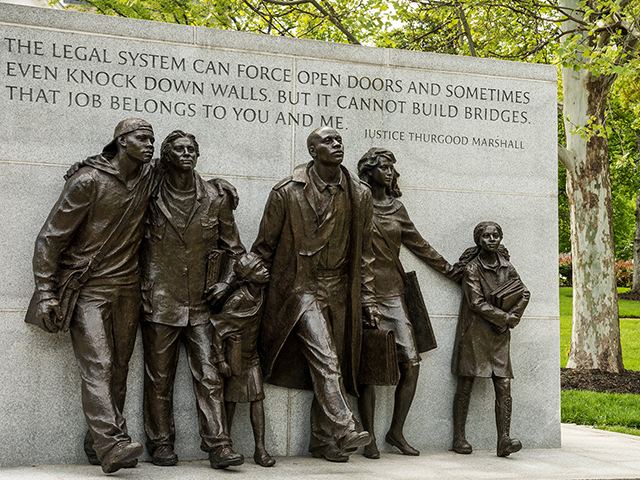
[451,221,530,457]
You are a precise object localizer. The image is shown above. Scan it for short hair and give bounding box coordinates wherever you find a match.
[357,148,402,198]
[307,126,337,154]
[160,130,199,168]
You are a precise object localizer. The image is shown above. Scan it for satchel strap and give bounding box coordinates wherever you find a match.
[78,179,149,284]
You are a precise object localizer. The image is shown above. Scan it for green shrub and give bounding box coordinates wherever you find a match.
[559,253,572,286]
[616,260,634,288]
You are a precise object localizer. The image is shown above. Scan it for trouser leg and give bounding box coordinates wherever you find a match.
[70,287,135,461]
[111,287,141,415]
[183,323,231,451]
[295,306,356,453]
[452,376,474,454]
[141,322,181,454]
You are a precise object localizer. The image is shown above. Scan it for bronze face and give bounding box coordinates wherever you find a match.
[247,262,270,285]
[167,137,197,172]
[478,225,502,253]
[120,129,155,163]
[370,157,394,190]
[310,128,344,167]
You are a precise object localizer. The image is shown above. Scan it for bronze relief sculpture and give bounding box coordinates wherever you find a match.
[213,252,276,467]
[356,148,460,459]
[139,130,246,469]
[451,221,530,457]
[26,119,160,473]
[251,126,380,462]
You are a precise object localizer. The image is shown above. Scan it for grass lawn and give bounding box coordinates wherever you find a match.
[562,390,640,435]
[559,287,640,369]
[560,287,640,435]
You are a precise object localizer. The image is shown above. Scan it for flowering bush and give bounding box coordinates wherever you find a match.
[616,259,634,288]
[559,255,634,288]
[559,253,572,286]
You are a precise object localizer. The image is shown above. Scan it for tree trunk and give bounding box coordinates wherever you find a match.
[562,65,624,372]
[631,131,640,294]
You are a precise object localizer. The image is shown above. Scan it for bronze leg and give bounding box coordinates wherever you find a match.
[385,362,420,456]
[493,377,522,457]
[452,376,474,454]
[251,400,275,467]
[358,385,379,459]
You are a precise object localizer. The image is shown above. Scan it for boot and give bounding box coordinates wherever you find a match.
[452,393,472,454]
[495,396,522,457]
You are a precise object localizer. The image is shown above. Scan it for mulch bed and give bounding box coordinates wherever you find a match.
[561,368,640,395]
[618,290,640,301]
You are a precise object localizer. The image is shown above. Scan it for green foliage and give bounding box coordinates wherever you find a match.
[559,253,572,285]
[57,0,393,45]
[616,260,634,288]
[561,390,640,436]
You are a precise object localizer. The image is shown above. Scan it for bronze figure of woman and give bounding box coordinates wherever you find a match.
[451,221,530,457]
[356,148,459,458]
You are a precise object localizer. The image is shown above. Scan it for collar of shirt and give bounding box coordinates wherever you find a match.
[477,253,510,272]
[309,163,346,194]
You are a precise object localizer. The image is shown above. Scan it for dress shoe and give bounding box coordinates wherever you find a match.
[254,449,276,467]
[363,442,380,459]
[101,441,143,474]
[152,445,178,466]
[209,445,244,469]
[336,430,371,451]
[385,432,420,456]
[311,445,350,462]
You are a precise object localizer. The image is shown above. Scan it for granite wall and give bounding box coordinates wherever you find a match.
[0,3,560,467]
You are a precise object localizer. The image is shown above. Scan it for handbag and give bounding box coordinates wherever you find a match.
[358,328,400,386]
[25,189,144,333]
[374,220,437,353]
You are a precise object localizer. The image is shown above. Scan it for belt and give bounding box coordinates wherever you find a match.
[316,267,348,278]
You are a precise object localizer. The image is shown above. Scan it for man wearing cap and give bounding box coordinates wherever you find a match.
[252,126,380,462]
[139,130,245,469]
[29,118,159,473]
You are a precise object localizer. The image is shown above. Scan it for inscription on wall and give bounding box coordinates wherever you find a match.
[2,35,535,150]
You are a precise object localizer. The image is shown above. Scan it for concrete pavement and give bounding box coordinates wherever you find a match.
[1,424,638,480]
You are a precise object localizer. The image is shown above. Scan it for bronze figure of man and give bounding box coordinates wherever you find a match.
[139,130,245,469]
[28,119,159,473]
[252,126,380,462]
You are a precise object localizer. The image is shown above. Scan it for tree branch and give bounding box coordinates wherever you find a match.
[260,0,361,44]
[558,143,577,171]
[454,1,476,56]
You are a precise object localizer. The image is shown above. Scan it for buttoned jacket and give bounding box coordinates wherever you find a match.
[140,172,245,327]
[251,161,376,397]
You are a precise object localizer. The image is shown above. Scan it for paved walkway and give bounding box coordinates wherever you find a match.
[1,424,639,480]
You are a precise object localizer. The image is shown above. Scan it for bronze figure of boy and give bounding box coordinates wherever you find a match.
[252,126,380,462]
[27,118,159,473]
[451,221,530,457]
[213,252,276,467]
[139,130,245,469]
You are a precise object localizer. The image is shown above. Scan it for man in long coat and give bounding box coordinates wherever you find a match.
[252,126,380,462]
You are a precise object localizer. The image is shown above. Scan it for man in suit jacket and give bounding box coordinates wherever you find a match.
[252,126,381,462]
[139,130,245,469]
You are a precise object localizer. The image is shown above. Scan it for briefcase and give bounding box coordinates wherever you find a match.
[403,271,437,353]
[358,328,400,386]
[25,267,86,333]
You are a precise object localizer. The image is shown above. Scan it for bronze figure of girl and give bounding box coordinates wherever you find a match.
[356,148,459,458]
[451,221,530,457]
